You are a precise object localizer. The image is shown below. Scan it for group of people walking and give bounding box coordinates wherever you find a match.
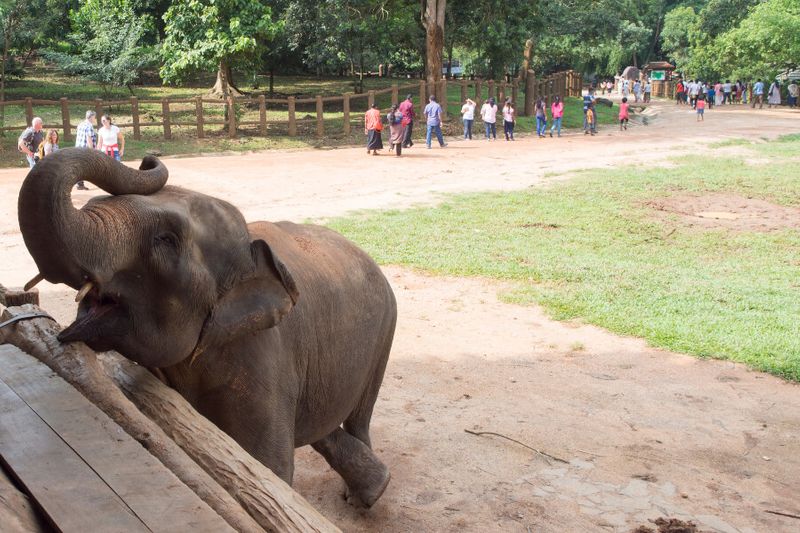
[18,110,125,188]
[675,78,792,109]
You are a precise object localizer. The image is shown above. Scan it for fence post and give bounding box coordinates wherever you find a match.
[460,81,467,104]
[95,99,103,125]
[391,84,398,106]
[258,95,267,136]
[367,90,375,109]
[227,96,236,138]
[343,93,350,136]
[419,80,426,109]
[59,98,71,141]
[525,70,535,116]
[130,97,141,140]
[287,96,296,137]
[316,95,324,138]
[24,97,33,125]
[194,97,204,139]
[475,79,482,109]
[162,98,172,140]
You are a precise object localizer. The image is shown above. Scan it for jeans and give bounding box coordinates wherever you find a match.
[26,154,36,168]
[463,119,473,139]
[535,116,547,136]
[550,117,562,136]
[504,120,515,140]
[426,124,444,147]
[484,122,496,139]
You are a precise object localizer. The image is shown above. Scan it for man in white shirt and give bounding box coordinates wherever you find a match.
[460,97,476,139]
[480,97,497,140]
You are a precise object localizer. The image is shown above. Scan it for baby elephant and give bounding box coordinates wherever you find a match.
[18,148,396,506]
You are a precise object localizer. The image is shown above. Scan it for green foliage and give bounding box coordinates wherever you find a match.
[327,136,800,381]
[660,5,699,68]
[160,0,280,84]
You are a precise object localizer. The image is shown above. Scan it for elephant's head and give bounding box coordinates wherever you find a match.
[18,148,298,367]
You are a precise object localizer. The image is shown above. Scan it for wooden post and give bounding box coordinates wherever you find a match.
[525,70,536,116]
[419,80,426,109]
[391,84,398,106]
[59,98,71,141]
[162,98,172,140]
[287,96,296,137]
[367,90,375,109]
[316,95,324,138]
[131,97,141,140]
[512,81,519,106]
[24,97,33,125]
[475,79,482,109]
[194,97,204,139]
[258,95,267,136]
[460,81,467,104]
[343,93,351,136]
[227,96,236,139]
[487,80,495,100]
[95,99,103,125]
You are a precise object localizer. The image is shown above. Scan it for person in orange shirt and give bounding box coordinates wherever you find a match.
[364,103,383,155]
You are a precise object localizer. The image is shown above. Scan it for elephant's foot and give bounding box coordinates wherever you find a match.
[312,427,391,508]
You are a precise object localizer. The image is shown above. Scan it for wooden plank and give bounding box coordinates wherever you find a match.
[0,345,231,533]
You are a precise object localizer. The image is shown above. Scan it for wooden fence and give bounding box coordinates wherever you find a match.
[0,70,583,142]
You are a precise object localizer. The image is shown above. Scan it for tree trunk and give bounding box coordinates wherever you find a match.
[211,60,244,98]
[422,0,446,97]
[0,304,339,533]
[1,31,7,135]
[518,39,534,82]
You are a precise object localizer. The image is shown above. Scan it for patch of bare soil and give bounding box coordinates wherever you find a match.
[646,192,800,231]
[632,517,699,533]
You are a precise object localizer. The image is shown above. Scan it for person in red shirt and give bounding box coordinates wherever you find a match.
[676,79,685,105]
[619,97,629,131]
[696,94,706,122]
[364,104,383,155]
[397,94,415,148]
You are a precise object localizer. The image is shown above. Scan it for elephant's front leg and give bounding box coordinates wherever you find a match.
[312,427,390,507]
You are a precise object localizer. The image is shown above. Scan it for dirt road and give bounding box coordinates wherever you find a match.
[1,100,799,532]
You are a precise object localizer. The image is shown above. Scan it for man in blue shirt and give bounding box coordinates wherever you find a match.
[751,79,764,109]
[582,88,595,132]
[74,110,97,189]
[423,95,446,149]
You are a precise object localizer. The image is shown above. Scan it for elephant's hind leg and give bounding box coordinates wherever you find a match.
[311,427,390,507]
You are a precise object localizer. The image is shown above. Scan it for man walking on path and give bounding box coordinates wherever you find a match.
[17,117,44,168]
[751,80,765,109]
[398,94,415,148]
[423,95,446,149]
[74,110,97,189]
[583,88,595,132]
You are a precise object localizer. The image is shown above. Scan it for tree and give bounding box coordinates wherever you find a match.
[660,5,699,70]
[422,0,445,92]
[160,0,281,97]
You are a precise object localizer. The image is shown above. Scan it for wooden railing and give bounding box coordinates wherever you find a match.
[0,70,582,142]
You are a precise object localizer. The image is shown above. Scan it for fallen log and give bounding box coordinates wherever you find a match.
[1,304,338,533]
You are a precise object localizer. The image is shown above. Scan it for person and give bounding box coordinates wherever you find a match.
[696,93,706,121]
[480,97,497,140]
[549,95,563,137]
[460,97,476,140]
[644,79,651,103]
[675,78,685,105]
[502,98,516,141]
[707,83,716,109]
[714,81,723,107]
[689,80,701,109]
[398,94,415,148]
[788,80,799,109]
[619,97,629,131]
[767,80,781,108]
[74,110,97,189]
[584,102,596,136]
[386,103,404,156]
[622,79,630,99]
[96,115,125,161]
[723,80,732,105]
[633,80,641,103]
[17,117,44,168]
[364,103,383,155]
[423,95,446,149]
[534,97,546,138]
[734,80,743,104]
[752,79,765,109]
[606,80,613,95]
[582,88,595,132]
[39,129,59,159]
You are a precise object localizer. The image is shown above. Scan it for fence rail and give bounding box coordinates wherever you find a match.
[0,71,582,142]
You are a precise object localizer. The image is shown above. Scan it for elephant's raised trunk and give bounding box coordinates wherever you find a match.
[18,148,168,288]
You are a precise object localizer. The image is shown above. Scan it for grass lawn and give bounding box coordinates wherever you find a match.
[327,135,800,381]
[0,66,620,167]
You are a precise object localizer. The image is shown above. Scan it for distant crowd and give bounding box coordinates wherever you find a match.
[673,78,796,110]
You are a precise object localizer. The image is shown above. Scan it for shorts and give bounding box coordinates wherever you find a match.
[697,109,704,115]
[619,118,628,124]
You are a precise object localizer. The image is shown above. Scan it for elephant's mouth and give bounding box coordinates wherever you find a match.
[58,289,128,349]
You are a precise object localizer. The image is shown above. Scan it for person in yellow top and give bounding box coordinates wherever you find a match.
[364,104,383,155]
[584,103,596,136]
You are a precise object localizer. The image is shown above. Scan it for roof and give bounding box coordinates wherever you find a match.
[644,61,676,70]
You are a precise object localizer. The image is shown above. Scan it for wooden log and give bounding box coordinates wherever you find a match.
[0,305,340,533]
[131,97,141,140]
[342,93,350,136]
[196,97,205,139]
[288,97,297,137]
[0,283,38,306]
[0,466,48,532]
[316,95,324,138]
[162,99,172,140]
[59,98,71,142]
[259,95,267,136]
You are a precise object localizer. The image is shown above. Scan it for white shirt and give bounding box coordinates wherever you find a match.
[789,83,799,97]
[723,82,732,92]
[480,103,497,123]
[98,125,120,147]
[461,102,475,120]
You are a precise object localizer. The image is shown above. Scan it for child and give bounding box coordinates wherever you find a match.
[696,94,705,122]
[707,84,715,109]
[619,97,629,131]
[585,103,596,135]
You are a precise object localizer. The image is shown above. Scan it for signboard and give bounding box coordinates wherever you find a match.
[650,70,666,81]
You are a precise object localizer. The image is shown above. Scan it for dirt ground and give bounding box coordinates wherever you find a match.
[1,100,799,532]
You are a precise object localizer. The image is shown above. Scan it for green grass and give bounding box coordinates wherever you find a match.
[326,136,800,381]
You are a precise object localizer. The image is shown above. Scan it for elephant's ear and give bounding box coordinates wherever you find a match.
[190,239,299,363]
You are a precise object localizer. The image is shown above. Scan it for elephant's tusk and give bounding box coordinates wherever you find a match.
[75,282,94,303]
[24,273,44,291]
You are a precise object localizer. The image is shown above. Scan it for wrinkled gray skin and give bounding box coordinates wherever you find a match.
[18,148,396,506]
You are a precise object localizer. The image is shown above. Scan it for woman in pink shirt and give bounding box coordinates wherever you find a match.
[549,96,564,137]
[618,97,629,131]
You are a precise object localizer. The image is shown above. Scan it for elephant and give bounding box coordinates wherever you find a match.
[18,148,397,507]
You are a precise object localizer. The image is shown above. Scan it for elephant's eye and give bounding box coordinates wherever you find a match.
[154,232,179,250]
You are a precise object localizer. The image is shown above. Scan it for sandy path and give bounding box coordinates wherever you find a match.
[1,100,799,532]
